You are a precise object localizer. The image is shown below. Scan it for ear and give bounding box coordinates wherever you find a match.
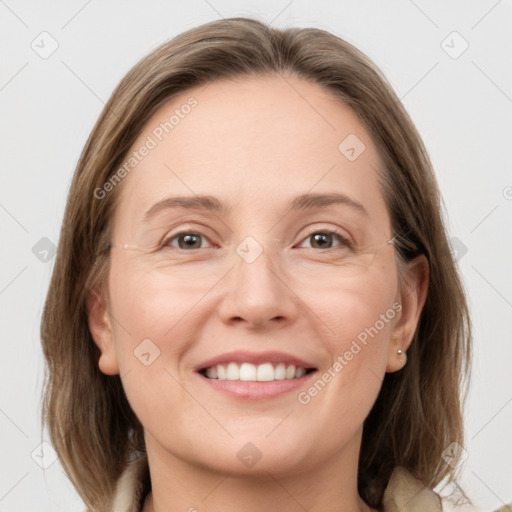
[86,286,119,375]
[386,254,429,373]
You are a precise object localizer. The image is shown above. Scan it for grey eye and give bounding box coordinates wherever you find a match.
[298,231,348,250]
[169,232,207,250]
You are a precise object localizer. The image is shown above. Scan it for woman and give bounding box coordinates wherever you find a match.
[41,17,473,512]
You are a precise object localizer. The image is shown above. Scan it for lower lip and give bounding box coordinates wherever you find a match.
[197,372,317,400]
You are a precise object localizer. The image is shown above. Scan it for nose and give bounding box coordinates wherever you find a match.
[217,244,300,330]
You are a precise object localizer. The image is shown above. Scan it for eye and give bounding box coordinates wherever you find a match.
[161,229,351,252]
[297,230,351,250]
[164,231,213,250]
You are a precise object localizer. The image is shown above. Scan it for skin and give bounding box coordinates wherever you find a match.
[88,73,428,512]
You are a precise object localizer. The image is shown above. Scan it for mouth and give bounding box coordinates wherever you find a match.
[199,362,316,382]
[194,350,318,399]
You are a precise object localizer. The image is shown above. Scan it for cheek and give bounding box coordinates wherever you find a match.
[328,284,396,357]
[300,266,398,409]
[301,260,398,352]
[110,251,210,312]
[106,260,208,439]
[106,257,209,371]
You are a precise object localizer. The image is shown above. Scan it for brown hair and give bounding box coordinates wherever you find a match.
[40,17,471,511]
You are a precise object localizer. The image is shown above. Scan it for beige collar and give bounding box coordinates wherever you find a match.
[109,456,442,512]
[382,466,442,511]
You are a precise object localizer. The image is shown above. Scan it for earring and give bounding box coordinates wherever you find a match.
[397,349,403,356]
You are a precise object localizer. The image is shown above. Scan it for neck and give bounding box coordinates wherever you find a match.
[141,429,376,512]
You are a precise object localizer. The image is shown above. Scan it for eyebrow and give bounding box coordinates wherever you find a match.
[142,192,367,223]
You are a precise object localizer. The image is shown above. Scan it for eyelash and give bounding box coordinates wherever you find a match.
[160,228,353,252]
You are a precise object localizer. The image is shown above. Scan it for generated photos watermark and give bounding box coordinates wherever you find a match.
[94,96,198,200]
[297,301,402,405]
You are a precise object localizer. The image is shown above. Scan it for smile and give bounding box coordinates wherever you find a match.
[201,362,315,381]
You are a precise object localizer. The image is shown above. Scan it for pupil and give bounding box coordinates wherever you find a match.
[312,233,331,248]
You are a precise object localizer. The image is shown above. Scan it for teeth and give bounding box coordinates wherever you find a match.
[295,367,306,378]
[203,362,310,381]
[226,362,239,381]
[240,362,256,381]
[205,366,218,379]
[274,363,286,380]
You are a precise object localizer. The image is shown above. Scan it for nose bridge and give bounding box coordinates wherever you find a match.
[219,236,298,328]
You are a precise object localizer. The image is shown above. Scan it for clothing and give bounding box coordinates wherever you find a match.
[108,456,443,512]
[381,466,442,511]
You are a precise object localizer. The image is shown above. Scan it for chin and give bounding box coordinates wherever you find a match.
[169,428,324,478]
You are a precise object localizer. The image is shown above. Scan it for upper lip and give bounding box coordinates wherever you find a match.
[195,350,317,372]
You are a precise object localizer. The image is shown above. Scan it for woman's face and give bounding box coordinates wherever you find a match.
[91,73,416,477]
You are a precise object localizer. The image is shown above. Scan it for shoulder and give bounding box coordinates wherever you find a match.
[382,467,512,512]
[382,466,443,512]
[108,455,148,512]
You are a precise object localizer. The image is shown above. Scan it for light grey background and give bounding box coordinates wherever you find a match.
[1,1,511,511]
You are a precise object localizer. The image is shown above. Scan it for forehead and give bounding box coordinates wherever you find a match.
[112,73,388,237]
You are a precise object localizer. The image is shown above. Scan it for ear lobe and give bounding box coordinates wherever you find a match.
[86,287,119,375]
[386,254,429,373]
